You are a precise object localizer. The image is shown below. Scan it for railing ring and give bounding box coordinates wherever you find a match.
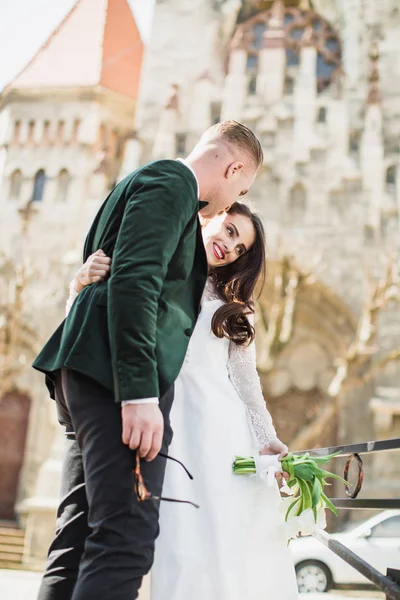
[344,453,364,499]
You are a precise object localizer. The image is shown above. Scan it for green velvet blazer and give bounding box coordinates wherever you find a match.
[33,160,208,402]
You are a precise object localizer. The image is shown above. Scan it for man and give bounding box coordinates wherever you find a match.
[33,121,263,600]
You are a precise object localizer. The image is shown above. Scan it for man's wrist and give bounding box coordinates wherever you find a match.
[122,397,159,406]
[70,277,84,294]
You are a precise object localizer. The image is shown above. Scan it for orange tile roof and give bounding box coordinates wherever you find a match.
[7,0,144,100]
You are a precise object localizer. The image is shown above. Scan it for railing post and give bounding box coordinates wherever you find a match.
[387,570,400,600]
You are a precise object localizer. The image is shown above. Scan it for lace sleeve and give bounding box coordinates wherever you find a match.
[65,280,80,316]
[227,333,277,450]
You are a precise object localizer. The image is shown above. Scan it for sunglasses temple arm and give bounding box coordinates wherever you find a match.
[158,452,194,480]
[152,495,200,509]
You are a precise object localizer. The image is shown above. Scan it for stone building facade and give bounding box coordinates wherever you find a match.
[0,0,399,569]
[130,0,400,505]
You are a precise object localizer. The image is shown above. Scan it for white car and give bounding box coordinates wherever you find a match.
[290,510,400,593]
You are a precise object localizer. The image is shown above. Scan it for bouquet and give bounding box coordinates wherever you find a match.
[233,451,346,538]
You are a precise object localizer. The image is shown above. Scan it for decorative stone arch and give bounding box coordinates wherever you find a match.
[9,169,23,202]
[56,168,71,202]
[231,0,342,93]
[0,391,31,519]
[256,272,358,448]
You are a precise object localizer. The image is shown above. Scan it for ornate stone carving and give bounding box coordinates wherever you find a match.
[231,2,342,92]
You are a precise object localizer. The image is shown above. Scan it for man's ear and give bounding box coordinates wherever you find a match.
[225,161,244,179]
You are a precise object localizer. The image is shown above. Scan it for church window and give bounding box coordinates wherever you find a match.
[289,27,304,41]
[230,6,342,95]
[27,120,35,143]
[317,107,327,123]
[246,53,258,95]
[9,170,22,202]
[175,133,186,157]
[56,169,71,202]
[43,121,50,144]
[57,120,65,143]
[72,119,81,143]
[289,183,306,218]
[316,54,335,80]
[253,23,266,50]
[13,121,21,144]
[284,76,294,95]
[246,54,258,70]
[286,48,299,67]
[248,73,257,95]
[326,38,339,53]
[211,102,221,125]
[349,131,360,153]
[386,165,397,196]
[32,169,46,202]
[313,19,322,31]
[284,14,294,26]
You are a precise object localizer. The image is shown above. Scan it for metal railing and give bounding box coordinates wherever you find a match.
[297,437,400,600]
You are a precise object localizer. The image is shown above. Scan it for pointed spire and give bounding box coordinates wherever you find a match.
[270,0,284,22]
[263,0,285,49]
[301,25,314,47]
[299,0,312,11]
[367,40,381,104]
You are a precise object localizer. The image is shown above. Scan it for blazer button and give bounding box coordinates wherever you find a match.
[184,328,193,337]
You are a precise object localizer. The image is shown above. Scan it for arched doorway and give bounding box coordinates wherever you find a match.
[255,271,358,450]
[0,392,31,520]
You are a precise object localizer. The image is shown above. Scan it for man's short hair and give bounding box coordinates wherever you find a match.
[203,120,264,170]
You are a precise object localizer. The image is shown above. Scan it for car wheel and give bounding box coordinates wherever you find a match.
[295,560,333,593]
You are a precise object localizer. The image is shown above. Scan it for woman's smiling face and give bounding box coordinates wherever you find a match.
[202,211,256,268]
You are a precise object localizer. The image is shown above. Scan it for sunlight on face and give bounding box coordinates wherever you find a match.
[202,212,256,268]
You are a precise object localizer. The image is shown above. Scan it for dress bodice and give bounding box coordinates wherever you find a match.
[179,279,277,450]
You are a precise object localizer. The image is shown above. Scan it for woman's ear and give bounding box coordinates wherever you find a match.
[199,214,212,228]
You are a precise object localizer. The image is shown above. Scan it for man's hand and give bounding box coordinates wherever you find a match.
[73,249,111,293]
[121,403,164,461]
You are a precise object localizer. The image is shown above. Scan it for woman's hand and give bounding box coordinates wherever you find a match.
[73,249,111,292]
[261,437,289,459]
[260,438,289,481]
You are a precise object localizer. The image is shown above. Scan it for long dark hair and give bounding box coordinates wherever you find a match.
[209,202,267,346]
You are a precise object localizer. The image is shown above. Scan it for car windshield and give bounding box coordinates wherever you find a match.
[338,513,400,538]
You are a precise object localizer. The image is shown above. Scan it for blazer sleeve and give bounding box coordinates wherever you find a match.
[108,167,197,402]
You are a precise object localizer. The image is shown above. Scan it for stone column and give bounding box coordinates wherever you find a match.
[293,31,317,163]
[189,71,214,137]
[360,42,384,228]
[341,0,364,88]
[221,44,247,121]
[153,84,180,160]
[257,0,286,106]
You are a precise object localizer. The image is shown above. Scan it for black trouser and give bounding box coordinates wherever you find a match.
[37,369,174,600]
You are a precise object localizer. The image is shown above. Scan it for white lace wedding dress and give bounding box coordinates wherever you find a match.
[150,282,298,600]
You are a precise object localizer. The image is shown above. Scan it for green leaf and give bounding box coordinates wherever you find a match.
[320,491,338,516]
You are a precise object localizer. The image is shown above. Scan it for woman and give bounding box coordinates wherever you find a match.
[68,202,298,600]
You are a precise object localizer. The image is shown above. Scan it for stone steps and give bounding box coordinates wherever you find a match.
[0,521,25,570]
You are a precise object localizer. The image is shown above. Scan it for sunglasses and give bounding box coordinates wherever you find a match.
[133,452,200,509]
